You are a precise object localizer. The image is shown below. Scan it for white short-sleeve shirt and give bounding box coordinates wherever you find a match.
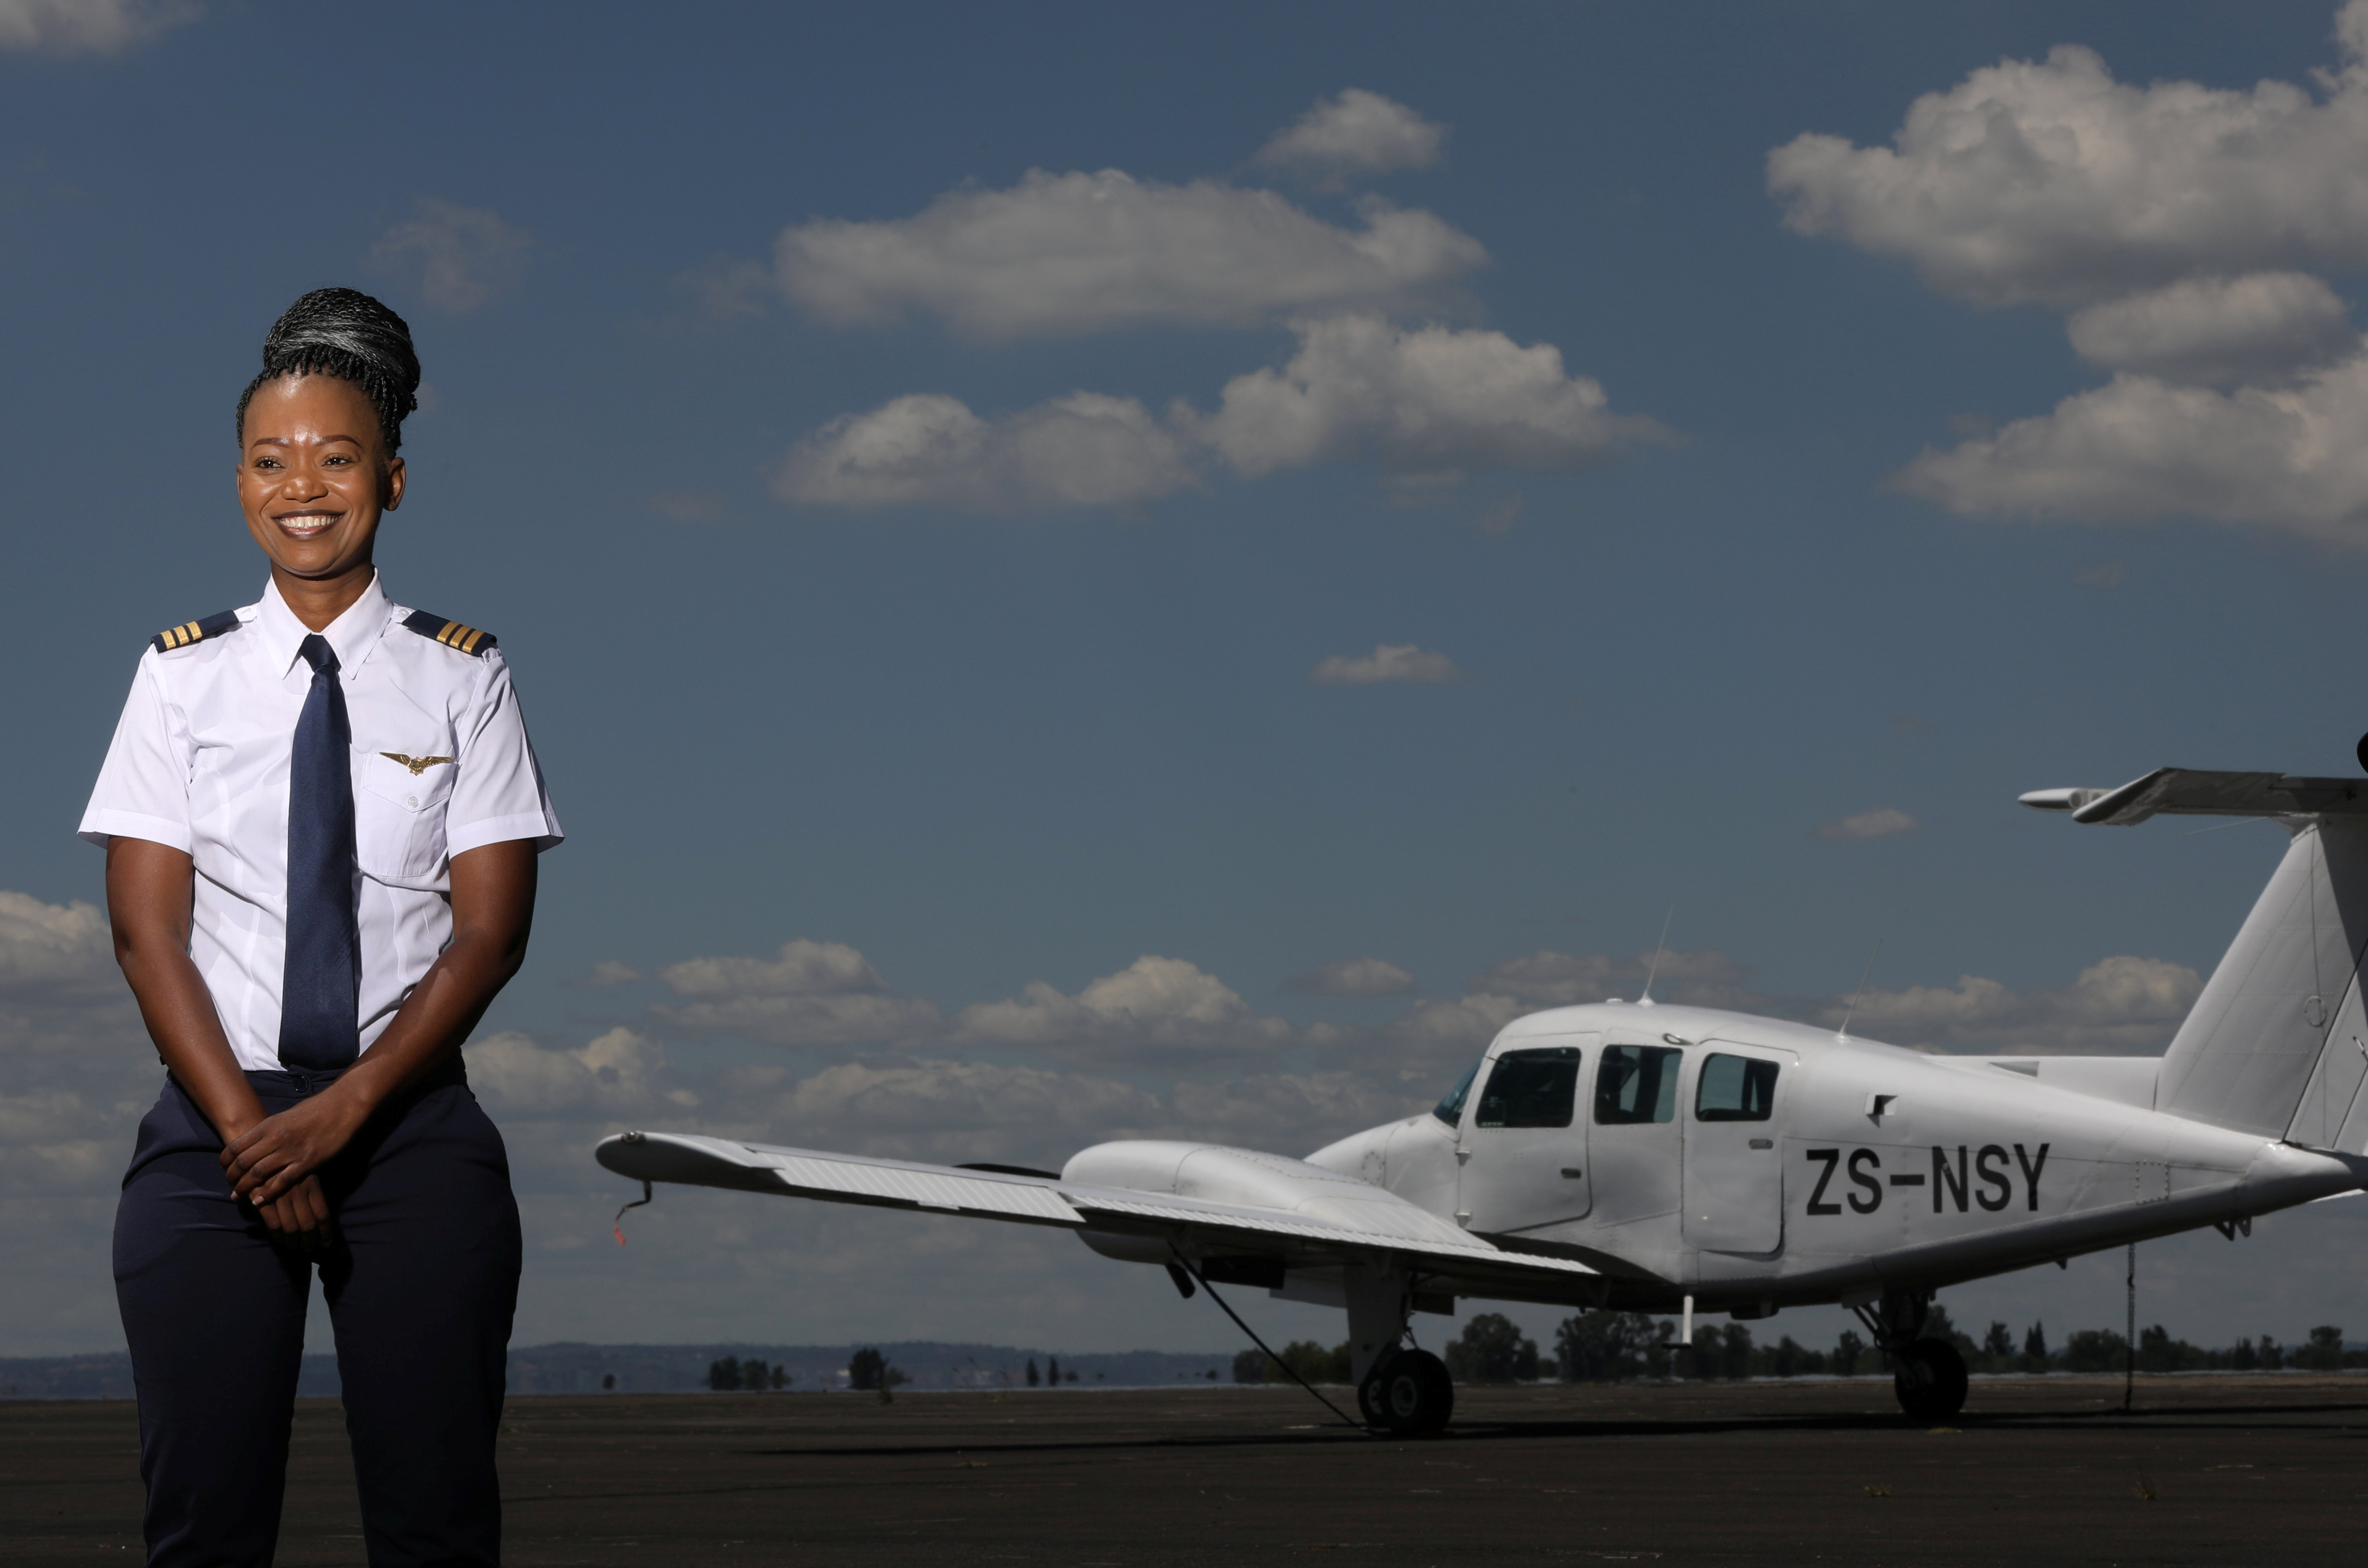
[79,572,562,1072]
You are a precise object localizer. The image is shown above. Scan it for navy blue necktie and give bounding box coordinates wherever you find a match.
[278,634,360,1069]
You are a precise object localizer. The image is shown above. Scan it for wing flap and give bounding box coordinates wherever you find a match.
[768,1152,1084,1223]
[598,1132,1086,1224]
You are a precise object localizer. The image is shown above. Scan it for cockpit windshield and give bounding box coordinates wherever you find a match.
[1432,1058,1482,1128]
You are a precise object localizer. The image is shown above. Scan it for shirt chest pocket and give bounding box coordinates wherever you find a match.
[350,746,458,886]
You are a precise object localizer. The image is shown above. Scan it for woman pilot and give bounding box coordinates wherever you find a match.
[80,287,560,1567]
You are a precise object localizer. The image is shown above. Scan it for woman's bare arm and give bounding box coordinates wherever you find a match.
[105,836,332,1243]
[220,839,537,1209]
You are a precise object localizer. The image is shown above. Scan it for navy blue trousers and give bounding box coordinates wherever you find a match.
[114,1062,521,1568]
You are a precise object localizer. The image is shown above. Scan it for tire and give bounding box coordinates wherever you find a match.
[1892,1338,1968,1423]
[1361,1349,1455,1434]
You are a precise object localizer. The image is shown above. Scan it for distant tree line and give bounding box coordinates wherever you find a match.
[1547,1307,2366,1383]
[705,1356,789,1391]
[847,1348,912,1393]
[1233,1343,1352,1385]
[703,1349,920,1392]
[699,1349,1206,1393]
[1225,1310,2368,1387]
[1226,1317,1542,1387]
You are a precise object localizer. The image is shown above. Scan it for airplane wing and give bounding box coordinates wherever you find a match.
[2020,768,2368,826]
[595,1131,1602,1304]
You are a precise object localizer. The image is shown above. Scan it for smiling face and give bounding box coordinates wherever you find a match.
[237,373,405,594]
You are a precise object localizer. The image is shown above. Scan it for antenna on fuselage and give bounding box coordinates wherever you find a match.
[1836,938,1883,1042]
[1637,905,1675,1006]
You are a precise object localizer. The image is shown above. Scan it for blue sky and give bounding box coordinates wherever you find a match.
[6,0,2368,1360]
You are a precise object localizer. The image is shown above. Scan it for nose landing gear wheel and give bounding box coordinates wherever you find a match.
[1891,1338,1968,1423]
[1359,1349,1455,1434]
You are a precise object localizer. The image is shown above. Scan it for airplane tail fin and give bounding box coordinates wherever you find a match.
[2022,766,2368,1147]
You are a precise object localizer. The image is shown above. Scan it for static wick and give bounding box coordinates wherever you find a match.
[613,1180,653,1246]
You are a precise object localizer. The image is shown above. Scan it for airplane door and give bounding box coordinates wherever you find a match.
[1584,1033,1685,1230]
[1682,1044,1793,1253]
[1456,1038,1592,1235]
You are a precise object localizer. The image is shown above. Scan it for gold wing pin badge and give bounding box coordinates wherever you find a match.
[382,753,456,776]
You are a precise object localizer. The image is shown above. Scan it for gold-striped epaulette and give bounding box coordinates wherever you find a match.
[151,611,242,654]
[401,610,499,655]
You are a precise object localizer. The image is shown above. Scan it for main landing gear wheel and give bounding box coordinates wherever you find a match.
[1892,1338,1968,1423]
[1360,1349,1454,1434]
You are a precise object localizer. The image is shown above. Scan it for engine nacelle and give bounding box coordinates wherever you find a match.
[1064,1140,1389,1269]
[1060,1139,1464,1252]
[1064,1140,1371,1212]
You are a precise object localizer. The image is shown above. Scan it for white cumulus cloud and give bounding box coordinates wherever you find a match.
[1772,2,2368,538]
[639,942,1308,1066]
[0,891,116,1006]
[0,0,195,52]
[952,955,1295,1065]
[659,939,888,998]
[1282,958,1418,997]
[751,1058,1162,1148]
[1831,955,2203,1054]
[2065,273,2359,386]
[1307,643,1463,686]
[1197,313,1670,481]
[1346,991,1533,1084]
[650,940,943,1048]
[1254,89,1447,181]
[0,891,159,1208]
[777,314,1666,514]
[773,392,1197,512]
[1894,355,2368,545]
[1767,9,2368,307]
[1816,807,1922,840]
[773,169,1485,340]
[1472,948,1762,1011]
[1168,1071,1412,1148]
[368,197,531,314]
[469,1028,689,1118]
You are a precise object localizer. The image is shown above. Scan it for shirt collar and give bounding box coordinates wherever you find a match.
[254,571,392,680]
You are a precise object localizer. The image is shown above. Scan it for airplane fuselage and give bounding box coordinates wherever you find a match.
[1303,1001,2363,1318]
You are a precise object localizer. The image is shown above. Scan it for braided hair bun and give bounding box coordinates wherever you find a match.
[235,287,422,452]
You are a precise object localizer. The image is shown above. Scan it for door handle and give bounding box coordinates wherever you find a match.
[1748,1138,1773,1150]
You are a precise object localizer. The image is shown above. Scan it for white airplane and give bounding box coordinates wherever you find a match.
[596,762,2368,1432]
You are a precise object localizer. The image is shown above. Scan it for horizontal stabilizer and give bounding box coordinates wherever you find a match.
[2021,769,2368,827]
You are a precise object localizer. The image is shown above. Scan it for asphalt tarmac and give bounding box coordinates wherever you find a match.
[6,1375,2366,1566]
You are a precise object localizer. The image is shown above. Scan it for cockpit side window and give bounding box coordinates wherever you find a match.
[1432,1059,1482,1128]
[1474,1046,1581,1129]
[1695,1052,1779,1121]
[1594,1044,1682,1125]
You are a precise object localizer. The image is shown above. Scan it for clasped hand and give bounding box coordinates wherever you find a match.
[220,1092,369,1250]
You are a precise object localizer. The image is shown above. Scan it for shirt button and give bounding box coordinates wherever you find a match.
[405,794,419,810]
